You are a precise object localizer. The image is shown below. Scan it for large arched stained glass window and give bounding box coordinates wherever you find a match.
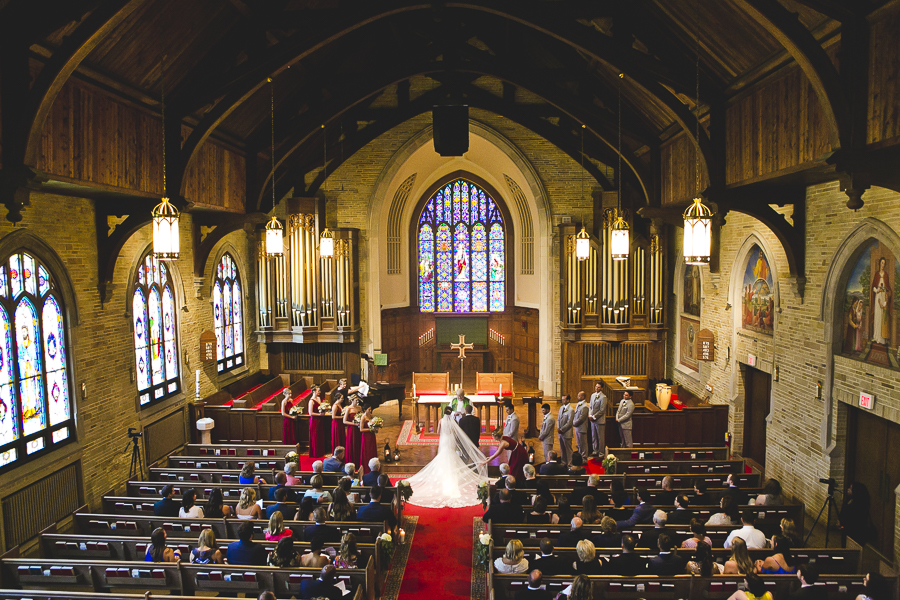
[214,253,244,373]
[417,179,506,312]
[0,251,74,471]
[133,253,180,406]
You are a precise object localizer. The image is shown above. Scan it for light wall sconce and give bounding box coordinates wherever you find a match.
[773,365,779,382]
[726,347,731,360]
[81,382,87,400]
[815,381,823,400]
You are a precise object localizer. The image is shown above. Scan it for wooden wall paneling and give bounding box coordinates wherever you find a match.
[661,133,709,206]
[182,125,246,212]
[563,343,582,397]
[868,6,900,145]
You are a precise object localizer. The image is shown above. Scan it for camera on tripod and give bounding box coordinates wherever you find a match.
[819,477,836,494]
[127,427,142,439]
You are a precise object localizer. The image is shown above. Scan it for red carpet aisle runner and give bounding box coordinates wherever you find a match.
[397,504,484,600]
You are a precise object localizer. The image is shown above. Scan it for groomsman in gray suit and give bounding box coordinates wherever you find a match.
[557,395,574,464]
[589,383,607,456]
[502,401,519,439]
[573,391,590,458]
[616,391,635,448]
[538,403,555,461]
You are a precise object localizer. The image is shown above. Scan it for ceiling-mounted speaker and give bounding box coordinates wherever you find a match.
[433,105,469,156]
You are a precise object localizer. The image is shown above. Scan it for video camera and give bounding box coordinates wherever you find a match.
[819,477,836,494]
[127,427,142,439]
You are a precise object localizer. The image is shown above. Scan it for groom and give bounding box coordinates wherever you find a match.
[458,404,481,447]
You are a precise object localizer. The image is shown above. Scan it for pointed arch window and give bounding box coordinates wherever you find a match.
[133,252,180,406]
[213,253,244,373]
[417,179,506,312]
[0,251,74,471]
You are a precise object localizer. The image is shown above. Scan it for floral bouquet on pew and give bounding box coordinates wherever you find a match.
[476,532,492,570]
[285,451,300,465]
[477,481,490,509]
[397,479,414,503]
[378,532,395,564]
[369,416,385,433]
[601,454,618,474]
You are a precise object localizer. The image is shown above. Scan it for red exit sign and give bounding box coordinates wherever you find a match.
[859,392,875,410]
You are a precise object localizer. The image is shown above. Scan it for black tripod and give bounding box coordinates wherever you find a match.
[805,479,840,546]
[124,435,144,480]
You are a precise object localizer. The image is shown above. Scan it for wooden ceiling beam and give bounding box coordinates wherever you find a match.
[788,0,862,21]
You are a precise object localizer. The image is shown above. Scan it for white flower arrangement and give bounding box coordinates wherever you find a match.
[479,533,492,546]
[381,533,392,543]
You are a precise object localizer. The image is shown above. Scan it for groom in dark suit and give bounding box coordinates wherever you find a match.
[458,404,481,447]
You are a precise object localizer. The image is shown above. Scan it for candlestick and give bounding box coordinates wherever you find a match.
[399,528,406,544]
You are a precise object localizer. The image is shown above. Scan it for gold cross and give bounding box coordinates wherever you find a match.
[450,334,474,359]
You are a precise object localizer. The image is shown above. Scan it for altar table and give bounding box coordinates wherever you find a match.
[415,394,503,434]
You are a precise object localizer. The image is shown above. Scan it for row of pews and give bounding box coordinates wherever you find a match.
[0,443,402,600]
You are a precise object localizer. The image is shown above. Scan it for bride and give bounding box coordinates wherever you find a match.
[405,407,489,508]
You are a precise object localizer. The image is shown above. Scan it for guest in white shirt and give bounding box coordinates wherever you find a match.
[724,510,767,549]
[494,539,529,574]
[179,489,205,519]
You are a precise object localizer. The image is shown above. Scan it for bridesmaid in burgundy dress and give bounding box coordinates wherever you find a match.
[307,386,327,458]
[330,380,347,450]
[482,428,528,483]
[280,389,297,445]
[359,406,378,475]
[343,395,361,469]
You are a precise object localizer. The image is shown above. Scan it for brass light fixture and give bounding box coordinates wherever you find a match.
[575,125,590,261]
[152,58,179,260]
[264,78,284,257]
[610,86,629,261]
[320,228,334,258]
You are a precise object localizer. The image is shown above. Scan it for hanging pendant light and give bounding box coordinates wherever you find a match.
[683,1,713,266]
[153,58,179,260]
[575,124,590,261]
[320,227,334,258]
[264,78,284,257]
[611,86,629,261]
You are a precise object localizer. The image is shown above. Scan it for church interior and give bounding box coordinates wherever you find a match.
[0,1,900,598]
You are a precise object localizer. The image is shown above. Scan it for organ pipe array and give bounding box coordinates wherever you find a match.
[256,198,359,343]
[561,217,663,331]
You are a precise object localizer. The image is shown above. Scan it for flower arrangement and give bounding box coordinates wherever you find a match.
[285,451,299,465]
[601,454,618,474]
[289,404,305,416]
[397,480,413,503]
[378,533,395,563]
[475,532,492,570]
[353,413,363,426]
[477,481,490,509]
[369,416,384,433]
[317,401,331,414]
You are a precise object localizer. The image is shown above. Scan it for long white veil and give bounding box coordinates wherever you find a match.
[404,415,489,508]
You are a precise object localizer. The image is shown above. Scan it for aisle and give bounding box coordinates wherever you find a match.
[396,503,484,600]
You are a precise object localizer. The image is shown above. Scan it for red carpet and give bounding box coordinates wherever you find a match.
[397,504,483,599]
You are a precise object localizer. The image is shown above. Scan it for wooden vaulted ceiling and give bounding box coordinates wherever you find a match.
[13,0,888,213]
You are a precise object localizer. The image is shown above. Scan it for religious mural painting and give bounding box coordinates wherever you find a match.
[741,245,775,335]
[841,240,900,370]
[679,262,701,373]
[683,265,701,317]
[679,316,700,372]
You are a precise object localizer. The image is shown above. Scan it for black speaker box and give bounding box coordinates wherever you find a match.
[433,105,469,156]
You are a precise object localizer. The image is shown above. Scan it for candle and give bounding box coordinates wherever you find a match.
[195,369,200,398]
[399,529,406,544]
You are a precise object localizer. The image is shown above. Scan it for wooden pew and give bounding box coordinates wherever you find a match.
[145,467,345,486]
[606,446,730,461]
[533,472,761,489]
[183,443,299,456]
[0,591,364,600]
[167,456,285,469]
[123,480,398,506]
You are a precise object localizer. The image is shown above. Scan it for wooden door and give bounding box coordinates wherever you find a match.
[743,366,770,466]
[848,407,900,558]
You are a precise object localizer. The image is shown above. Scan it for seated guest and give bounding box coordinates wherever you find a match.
[190,528,223,564]
[726,573,772,600]
[334,532,359,568]
[609,479,631,508]
[532,538,569,576]
[205,488,233,519]
[304,474,329,501]
[724,537,756,575]
[284,461,302,486]
[577,495,603,525]
[854,572,888,600]
[328,488,356,522]
[154,485,180,518]
[362,458,382,486]
[638,509,667,550]
[145,527,180,562]
[535,481,556,506]
[615,487,655,529]
[755,478,784,506]
[789,564,826,600]
[686,540,723,575]
[304,507,341,542]
[693,479,711,505]
[299,565,342,600]
[656,476,677,506]
[755,534,795,574]
[515,569,554,600]
[306,460,324,484]
[539,451,567,475]
[558,517,590,547]
[264,510,293,541]
[497,463,511,488]
[235,487,263,520]
[227,521,267,566]
[707,495,740,526]
[520,464,538,490]
[483,489,524,525]
[551,494,572,525]
[648,532,686,576]
[567,452,586,475]
[572,474,609,507]
[259,592,277,600]
[725,510,767,549]
[179,488,204,518]
[343,463,360,487]
[567,575,593,600]
[297,496,317,521]
[491,475,522,509]
[356,485,397,529]
[722,473,749,506]
[668,494,694,525]
[299,535,331,568]
[526,495,552,524]
[267,487,298,519]
[268,536,303,567]
[324,447,345,472]
[603,534,646,576]
[780,517,802,547]
[268,471,297,502]
[592,516,621,548]
[239,462,264,485]
[681,518,712,549]
[494,539,529,574]
[573,539,604,575]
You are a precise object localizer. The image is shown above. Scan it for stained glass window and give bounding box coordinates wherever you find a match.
[133,252,180,406]
[417,179,506,312]
[0,251,74,472]
[214,253,244,373]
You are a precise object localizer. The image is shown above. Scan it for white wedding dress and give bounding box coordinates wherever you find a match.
[405,414,489,508]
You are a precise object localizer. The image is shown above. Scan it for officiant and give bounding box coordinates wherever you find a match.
[448,388,474,421]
